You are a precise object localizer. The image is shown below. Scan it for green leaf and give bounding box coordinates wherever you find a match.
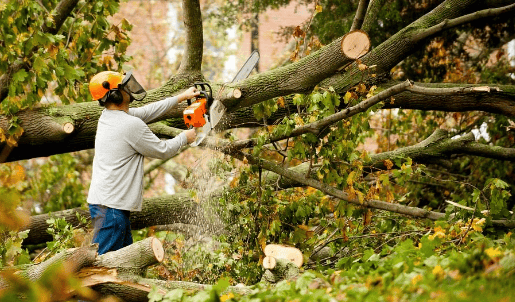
[147,286,164,302]
[212,277,230,294]
[12,69,28,82]
[163,289,184,301]
[64,64,85,81]
[33,56,47,73]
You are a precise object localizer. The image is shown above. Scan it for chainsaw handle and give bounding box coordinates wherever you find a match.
[193,82,213,107]
[193,82,212,95]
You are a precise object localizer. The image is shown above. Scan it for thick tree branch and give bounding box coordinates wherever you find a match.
[383,82,515,117]
[22,193,205,247]
[221,81,513,153]
[321,0,514,91]
[350,0,370,31]
[216,30,370,110]
[361,0,388,33]
[177,0,203,74]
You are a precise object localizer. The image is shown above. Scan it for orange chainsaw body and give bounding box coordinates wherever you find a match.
[183,97,208,128]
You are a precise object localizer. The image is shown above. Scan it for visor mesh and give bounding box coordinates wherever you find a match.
[121,72,147,101]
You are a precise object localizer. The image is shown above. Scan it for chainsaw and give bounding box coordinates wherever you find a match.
[183,82,225,146]
[183,50,260,146]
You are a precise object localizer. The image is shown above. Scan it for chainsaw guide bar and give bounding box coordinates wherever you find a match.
[185,51,259,147]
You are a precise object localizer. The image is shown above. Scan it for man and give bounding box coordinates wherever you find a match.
[87,71,199,255]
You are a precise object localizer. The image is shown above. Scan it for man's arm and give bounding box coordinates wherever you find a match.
[129,87,199,124]
[131,122,189,159]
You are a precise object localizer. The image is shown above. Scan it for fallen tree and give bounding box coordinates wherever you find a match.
[3,0,515,300]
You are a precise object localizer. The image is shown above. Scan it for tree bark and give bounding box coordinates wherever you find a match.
[177,0,203,75]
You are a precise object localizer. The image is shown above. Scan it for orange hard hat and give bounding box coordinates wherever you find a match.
[89,71,124,101]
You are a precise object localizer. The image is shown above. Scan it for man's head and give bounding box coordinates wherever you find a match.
[89,71,147,106]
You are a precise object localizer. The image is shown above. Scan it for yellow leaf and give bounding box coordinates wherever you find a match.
[343,91,352,103]
[0,128,6,142]
[347,186,356,200]
[6,135,18,147]
[315,5,323,13]
[277,96,285,108]
[12,127,24,138]
[346,171,355,186]
[258,236,267,252]
[356,83,367,93]
[358,63,367,71]
[221,292,235,302]
[485,247,502,259]
[366,85,377,98]
[386,191,394,203]
[411,274,423,286]
[297,224,310,231]
[357,191,364,204]
[432,265,445,280]
[294,115,304,126]
[383,159,393,170]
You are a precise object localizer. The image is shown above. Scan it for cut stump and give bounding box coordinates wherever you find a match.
[340,30,370,60]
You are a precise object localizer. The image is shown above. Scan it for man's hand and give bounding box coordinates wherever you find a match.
[178,87,200,103]
[185,129,196,144]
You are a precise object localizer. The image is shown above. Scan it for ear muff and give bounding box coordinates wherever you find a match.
[108,90,123,104]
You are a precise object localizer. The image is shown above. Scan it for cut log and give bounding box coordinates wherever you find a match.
[92,237,164,276]
[0,246,98,290]
[340,30,370,60]
[260,258,300,284]
[262,256,277,270]
[264,244,303,268]
[62,122,74,134]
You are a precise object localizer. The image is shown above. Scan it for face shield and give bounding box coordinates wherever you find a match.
[119,71,147,102]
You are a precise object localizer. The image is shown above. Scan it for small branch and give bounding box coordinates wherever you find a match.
[243,152,444,220]
[413,3,515,42]
[144,158,170,176]
[224,80,413,152]
[240,152,515,228]
[444,200,474,211]
[406,85,502,95]
[350,0,370,31]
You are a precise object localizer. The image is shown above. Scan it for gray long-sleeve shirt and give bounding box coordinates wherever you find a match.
[87,96,187,211]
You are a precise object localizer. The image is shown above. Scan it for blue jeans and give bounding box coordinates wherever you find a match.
[89,204,133,255]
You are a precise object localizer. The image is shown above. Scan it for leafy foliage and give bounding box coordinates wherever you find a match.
[2,0,515,301]
[0,0,131,145]
[25,153,89,213]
